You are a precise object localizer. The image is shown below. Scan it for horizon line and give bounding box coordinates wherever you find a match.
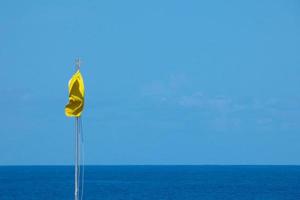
[1,164,300,167]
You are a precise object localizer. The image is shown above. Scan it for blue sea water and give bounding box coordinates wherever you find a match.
[0,165,300,200]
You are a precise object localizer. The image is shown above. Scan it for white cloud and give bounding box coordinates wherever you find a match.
[1,88,33,103]
[178,92,204,107]
[140,72,189,97]
[140,75,300,132]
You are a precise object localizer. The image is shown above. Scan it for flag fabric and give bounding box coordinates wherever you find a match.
[65,70,85,117]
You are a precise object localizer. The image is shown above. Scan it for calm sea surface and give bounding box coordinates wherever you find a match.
[0,165,300,200]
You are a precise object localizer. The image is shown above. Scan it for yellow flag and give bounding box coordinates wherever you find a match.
[65,70,85,117]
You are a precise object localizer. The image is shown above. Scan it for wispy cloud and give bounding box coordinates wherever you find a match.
[1,88,33,104]
[141,75,300,132]
[141,73,188,97]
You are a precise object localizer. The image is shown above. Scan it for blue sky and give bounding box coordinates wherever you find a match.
[1,0,300,165]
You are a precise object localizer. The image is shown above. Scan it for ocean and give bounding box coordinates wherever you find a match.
[0,165,300,200]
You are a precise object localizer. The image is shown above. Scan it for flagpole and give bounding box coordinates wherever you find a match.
[75,117,79,200]
[75,58,81,200]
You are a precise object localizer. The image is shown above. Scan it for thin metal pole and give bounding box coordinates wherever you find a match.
[74,58,81,200]
[75,117,79,200]
[75,58,81,71]
[75,58,80,200]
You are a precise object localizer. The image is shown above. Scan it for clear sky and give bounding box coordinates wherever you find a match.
[1,0,300,165]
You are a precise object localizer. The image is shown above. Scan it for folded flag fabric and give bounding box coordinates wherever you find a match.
[65,70,85,117]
